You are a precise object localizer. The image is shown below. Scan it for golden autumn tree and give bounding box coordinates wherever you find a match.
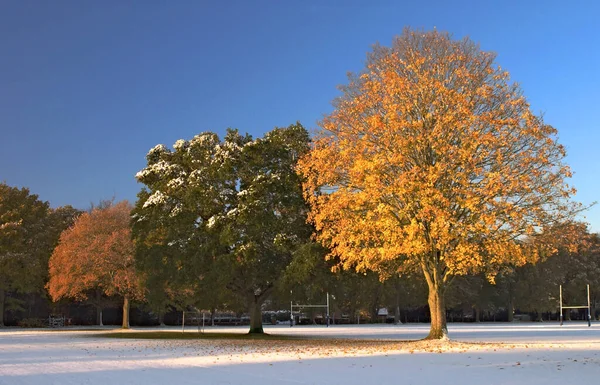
[298,29,581,339]
[47,201,142,328]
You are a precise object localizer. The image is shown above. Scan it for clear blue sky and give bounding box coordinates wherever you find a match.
[1,0,599,230]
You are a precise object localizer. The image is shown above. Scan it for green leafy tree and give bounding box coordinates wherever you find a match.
[134,123,312,333]
[382,274,428,324]
[505,223,600,321]
[446,274,502,322]
[0,183,56,326]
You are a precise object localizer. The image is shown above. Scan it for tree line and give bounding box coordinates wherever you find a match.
[1,178,598,331]
[1,29,594,339]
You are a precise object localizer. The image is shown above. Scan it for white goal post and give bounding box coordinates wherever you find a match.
[290,292,331,327]
[559,284,591,327]
[182,311,209,333]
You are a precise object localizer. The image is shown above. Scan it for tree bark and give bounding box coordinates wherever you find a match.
[96,307,103,326]
[122,297,130,329]
[95,289,103,326]
[158,311,165,327]
[370,295,380,322]
[475,306,481,323]
[394,281,402,324]
[507,298,514,322]
[426,285,448,339]
[423,263,448,340]
[248,297,264,334]
[349,305,356,324]
[0,288,5,327]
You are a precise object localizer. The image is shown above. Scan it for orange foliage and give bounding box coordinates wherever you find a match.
[299,29,580,283]
[47,201,143,302]
[532,221,594,258]
[298,29,581,338]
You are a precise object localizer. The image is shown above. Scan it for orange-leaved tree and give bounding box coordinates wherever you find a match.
[298,29,581,340]
[47,201,142,328]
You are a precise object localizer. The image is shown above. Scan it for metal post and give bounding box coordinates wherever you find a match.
[290,290,293,327]
[559,285,563,326]
[326,292,330,327]
[587,284,592,327]
[182,311,185,333]
[202,312,205,333]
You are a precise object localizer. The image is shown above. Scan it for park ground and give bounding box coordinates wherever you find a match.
[1,323,600,384]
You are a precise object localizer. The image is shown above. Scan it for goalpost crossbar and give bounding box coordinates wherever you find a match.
[559,284,592,327]
[291,305,328,308]
[182,311,208,333]
[290,292,331,327]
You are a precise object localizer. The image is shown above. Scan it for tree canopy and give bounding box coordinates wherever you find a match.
[0,183,54,326]
[47,200,142,328]
[298,29,580,339]
[133,123,313,333]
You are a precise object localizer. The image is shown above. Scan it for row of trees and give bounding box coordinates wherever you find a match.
[1,179,597,330]
[0,183,80,327]
[1,29,592,340]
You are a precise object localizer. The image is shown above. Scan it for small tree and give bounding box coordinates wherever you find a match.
[47,201,142,328]
[298,29,580,339]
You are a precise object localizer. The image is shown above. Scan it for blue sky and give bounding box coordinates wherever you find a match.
[1,0,599,230]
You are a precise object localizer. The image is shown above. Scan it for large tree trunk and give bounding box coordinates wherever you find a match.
[474,306,481,323]
[0,288,5,327]
[158,311,165,327]
[122,297,130,329]
[426,284,448,339]
[248,297,264,334]
[423,261,448,340]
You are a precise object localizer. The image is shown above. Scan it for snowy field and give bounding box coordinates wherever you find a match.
[1,323,600,384]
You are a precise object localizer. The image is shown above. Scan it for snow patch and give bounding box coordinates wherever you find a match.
[173,139,188,151]
[143,190,167,208]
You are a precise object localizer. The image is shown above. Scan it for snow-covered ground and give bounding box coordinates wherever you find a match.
[1,323,600,384]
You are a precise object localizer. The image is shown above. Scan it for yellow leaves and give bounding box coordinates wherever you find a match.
[485,272,497,284]
[298,28,580,284]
